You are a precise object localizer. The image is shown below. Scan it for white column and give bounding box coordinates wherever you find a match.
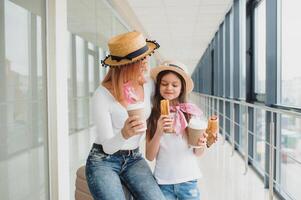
[46,0,70,199]
[0,2,9,198]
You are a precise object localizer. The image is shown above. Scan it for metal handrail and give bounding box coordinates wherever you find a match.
[193,93,301,118]
[190,92,301,200]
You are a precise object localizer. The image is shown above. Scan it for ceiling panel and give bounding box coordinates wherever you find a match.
[163,0,201,7]
[127,0,232,73]
[128,0,164,7]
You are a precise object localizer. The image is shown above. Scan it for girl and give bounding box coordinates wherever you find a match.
[146,60,208,200]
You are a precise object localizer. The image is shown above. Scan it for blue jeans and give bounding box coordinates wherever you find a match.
[159,180,200,200]
[85,144,165,200]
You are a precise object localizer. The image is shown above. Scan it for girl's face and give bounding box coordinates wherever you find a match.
[160,72,182,101]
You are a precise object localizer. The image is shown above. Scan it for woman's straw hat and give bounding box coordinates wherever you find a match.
[101,31,160,67]
[150,60,194,93]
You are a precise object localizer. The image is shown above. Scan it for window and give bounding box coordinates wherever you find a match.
[0,0,49,199]
[254,0,266,96]
[253,109,266,172]
[281,0,301,108]
[218,23,225,97]
[238,105,247,152]
[246,0,267,177]
[225,10,234,99]
[75,36,89,130]
[69,36,99,132]
[278,2,301,198]
[279,115,301,199]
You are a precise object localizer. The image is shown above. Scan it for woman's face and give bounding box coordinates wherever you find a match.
[159,72,182,101]
[140,57,149,75]
[137,57,149,84]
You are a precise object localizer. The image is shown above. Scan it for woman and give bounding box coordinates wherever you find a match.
[85,31,165,200]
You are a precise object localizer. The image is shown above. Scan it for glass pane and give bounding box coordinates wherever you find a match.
[67,34,75,133]
[238,105,247,152]
[225,102,231,138]
[279,115,301,199]
[281,1,301,108]
[0,1,48,199]
[75,36,86,97]
[99,47,105,81]
[68,97,76,133]
[88,42,94,50]
[254,0,266,94]
[76,97,89,130]
[219,100,224,135]
[88,54,94,126]
[253,109,266,172]
[88,54,94,94]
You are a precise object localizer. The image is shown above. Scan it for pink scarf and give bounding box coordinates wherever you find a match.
[170,103,203,134]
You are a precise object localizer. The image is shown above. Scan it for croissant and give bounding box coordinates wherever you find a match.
[160,99,170,115]
[206,115,219,148]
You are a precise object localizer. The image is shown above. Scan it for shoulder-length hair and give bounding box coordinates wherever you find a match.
[101,61,142,102]
[147,70,190,140]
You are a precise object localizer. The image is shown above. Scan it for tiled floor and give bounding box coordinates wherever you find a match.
[69,129,280,200]
[197,137,278,200]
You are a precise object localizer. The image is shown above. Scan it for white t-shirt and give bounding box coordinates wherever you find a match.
[154,133,202,185]
[92,78,154,154]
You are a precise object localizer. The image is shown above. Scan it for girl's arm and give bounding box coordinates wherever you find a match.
[145,130,162,161]
[193,146,206,156]
[145,115,173,161]
[193,132,208,157]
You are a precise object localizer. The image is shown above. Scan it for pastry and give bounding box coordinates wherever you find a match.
[160,99,170,115]
[206,115,219,148]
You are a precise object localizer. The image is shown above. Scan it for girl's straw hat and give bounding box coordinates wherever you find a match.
[101,31,160,67]
[150,60,194,93]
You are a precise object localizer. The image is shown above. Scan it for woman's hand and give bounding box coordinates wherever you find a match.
[155,115,173,135]
[121,115,145,139]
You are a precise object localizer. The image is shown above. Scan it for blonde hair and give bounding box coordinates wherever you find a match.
[102,61,142,102]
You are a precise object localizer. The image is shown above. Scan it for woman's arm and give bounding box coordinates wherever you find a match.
[92,92,126,154]
[93,91,144,154]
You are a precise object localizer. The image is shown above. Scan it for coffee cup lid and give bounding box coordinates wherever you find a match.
[188,117,207,130]
[127,102,145,111]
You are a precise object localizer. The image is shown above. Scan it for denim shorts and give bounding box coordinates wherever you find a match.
[159,180,200,200]
[85,144,165,200]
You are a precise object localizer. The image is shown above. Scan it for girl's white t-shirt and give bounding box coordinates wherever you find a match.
[154,133,202,185]
[92,78,154,154]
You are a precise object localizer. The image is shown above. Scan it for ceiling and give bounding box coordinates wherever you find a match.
[126,0,233,73]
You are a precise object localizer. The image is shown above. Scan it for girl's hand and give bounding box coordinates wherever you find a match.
[193,132,208,156]
[121,115,145,139]
[196,132,208,148]
[156,115,173,135]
